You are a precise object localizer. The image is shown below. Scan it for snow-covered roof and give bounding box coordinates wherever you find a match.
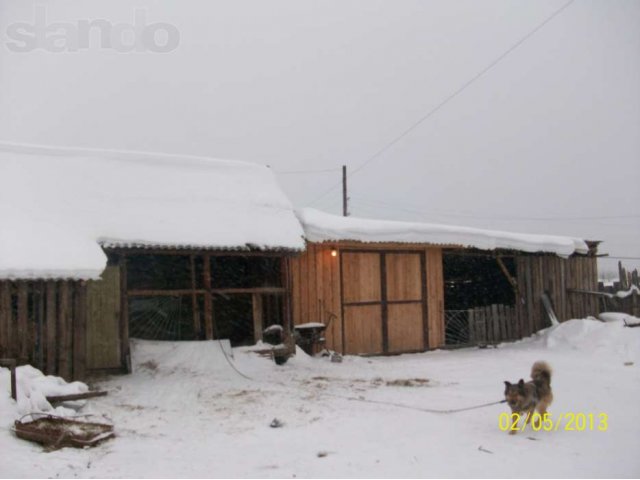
[0,142,305,280]
[297,208,589,256]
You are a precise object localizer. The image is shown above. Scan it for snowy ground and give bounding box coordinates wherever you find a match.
[1,317,639,478]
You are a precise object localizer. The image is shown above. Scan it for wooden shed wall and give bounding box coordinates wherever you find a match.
[0,271,126,381]
[289,243,445,354]
[0,280,88,380]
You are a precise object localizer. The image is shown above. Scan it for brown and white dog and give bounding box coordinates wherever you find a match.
[503,361,553,434]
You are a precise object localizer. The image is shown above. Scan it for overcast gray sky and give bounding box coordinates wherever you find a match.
[1,0,638,276]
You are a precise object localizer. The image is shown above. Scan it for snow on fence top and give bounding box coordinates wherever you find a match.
[0,142,305,280]
[297,208,589,256]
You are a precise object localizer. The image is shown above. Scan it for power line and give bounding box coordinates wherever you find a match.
[274,167,342,175]
[351,196,639,222]
[307,0,576,207]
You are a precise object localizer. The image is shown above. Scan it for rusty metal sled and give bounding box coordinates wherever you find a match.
[13,414,114,449]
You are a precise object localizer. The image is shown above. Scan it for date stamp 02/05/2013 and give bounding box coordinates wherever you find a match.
[498,412,608,433]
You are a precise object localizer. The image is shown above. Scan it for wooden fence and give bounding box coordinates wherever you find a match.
[598,262,640,317]
[468,304,517,345]
[445,304,517,346]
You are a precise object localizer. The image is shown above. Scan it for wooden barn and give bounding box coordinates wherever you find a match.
[290,209,599,355]
[0,143,305,380]
[0,142,601,381]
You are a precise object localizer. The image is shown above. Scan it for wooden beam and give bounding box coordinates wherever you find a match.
[496,256,520,299]
[567,288,615,299]
[46,390,107,403]
[541,292,559,326]
[128,289,206,297]
[212,287,286,295]
[126,287,287,297]
[103,247,299,257]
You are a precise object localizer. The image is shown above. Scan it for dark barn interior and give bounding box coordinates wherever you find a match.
[119,252,288,347]
[443,251,516,345]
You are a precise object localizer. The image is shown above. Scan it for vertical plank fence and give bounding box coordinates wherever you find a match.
[446,304,517,346]
[466,304,517,345]
[0,280,88,380]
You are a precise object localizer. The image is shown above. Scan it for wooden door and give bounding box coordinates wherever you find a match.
[341,251,426,355]
[386,253,426,352]
[342,252,383,354]
[86,266,122,370]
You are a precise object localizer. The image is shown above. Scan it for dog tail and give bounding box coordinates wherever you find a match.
[531,361,552,386]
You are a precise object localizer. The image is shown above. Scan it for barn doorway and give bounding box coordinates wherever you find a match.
[340,250,427,355]
[442,252,516,346]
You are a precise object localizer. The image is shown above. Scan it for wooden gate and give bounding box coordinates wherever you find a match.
[341,251,427,355]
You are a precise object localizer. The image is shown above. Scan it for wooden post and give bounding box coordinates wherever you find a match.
[481,307,488,343]
[58,281,72,380]
[0,282,10,357]
[0,359,17,400]
[491,304,500,343]
[524,258,534,337]
[37,282,45,369]
[342,165,348,217]
[190,255,201,338]
[203,254,213,340]
[46,280,57,375]
[119,255,131,373]
[468,309,475,344]
[380,253,389,353]
[73,282,87,380]
[252,293,263,343]
[281,257,293,343]
[17,283,28,364]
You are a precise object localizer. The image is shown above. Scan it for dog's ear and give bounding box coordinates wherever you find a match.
[517,379,525,392]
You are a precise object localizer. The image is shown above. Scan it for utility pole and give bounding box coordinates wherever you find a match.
[342,165,348,217]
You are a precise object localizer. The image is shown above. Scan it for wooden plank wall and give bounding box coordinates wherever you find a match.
[289,243,445,354]
[515,254,598,336]
[0,280,88,380]
[289,243,342,351]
